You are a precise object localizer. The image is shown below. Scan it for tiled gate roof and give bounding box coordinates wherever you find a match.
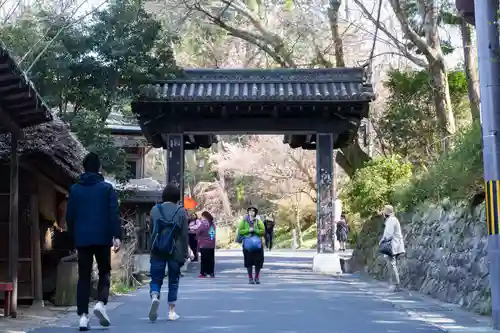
[139,68,374,102]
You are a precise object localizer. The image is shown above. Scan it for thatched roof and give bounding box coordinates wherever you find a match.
[0,115,86,185]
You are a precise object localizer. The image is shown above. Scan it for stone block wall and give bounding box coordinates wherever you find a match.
[354,202,491,314]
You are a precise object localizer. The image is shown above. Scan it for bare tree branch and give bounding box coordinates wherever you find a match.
[186,1,294,67]
[352,0,427,67]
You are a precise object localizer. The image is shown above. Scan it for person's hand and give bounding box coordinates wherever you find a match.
[112,238,121,253]
[249,227,254,232]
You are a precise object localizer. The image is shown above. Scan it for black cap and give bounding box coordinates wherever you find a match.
[247,206,258,214]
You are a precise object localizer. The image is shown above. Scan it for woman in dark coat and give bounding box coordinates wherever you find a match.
[336,214,349,251]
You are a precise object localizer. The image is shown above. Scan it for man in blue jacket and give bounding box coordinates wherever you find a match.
[66,152,121,331]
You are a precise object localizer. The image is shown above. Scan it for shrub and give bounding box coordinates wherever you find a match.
[393,121,483,210]
[341,155,413,218]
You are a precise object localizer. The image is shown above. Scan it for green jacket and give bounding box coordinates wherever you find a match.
[237,216,265,237]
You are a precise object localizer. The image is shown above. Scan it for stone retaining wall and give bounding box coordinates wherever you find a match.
[353,202,491,314]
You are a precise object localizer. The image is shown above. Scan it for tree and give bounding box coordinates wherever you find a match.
[214,136,317,200]
[0,1,179,181]
[211,135,325,245]
[440,5,480,121]
[354,0,457,139]
[378,69,469,165]
[341,155,413,218]
[194,141,243,226]
[161,0,373,176]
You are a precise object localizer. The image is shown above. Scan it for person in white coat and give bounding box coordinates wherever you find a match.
[380,205,405,291]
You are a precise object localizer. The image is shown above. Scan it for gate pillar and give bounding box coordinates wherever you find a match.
[165,134,185,203]
[313,133,342,275]
[316,133,334,253]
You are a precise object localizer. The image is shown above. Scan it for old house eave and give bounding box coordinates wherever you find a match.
[0,43,53,135]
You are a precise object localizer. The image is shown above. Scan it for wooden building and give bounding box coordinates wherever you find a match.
[118,179,162,253]
[106,111,161,253]
[0,117,85,308]
[0,42,56,316]
[105,111,216,253]
[106,111,149,179]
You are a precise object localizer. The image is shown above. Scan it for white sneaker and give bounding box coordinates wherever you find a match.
[79,314,90,331]
[168,311,179,321]
[149,293,160,322]
[93,301,110,327]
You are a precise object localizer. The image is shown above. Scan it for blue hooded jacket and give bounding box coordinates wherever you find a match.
[66,172,121,248]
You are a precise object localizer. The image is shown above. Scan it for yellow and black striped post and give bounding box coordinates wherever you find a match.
[477,0,500,328]
[485,181,500,236]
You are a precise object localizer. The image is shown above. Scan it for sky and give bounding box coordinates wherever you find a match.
[0,0,109,21]
[0,0,466,78]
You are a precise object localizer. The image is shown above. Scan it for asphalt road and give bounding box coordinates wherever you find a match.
[30,250,443,333]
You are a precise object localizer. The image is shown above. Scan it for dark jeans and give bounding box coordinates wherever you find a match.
[200,248,215,276]
[265,232,273,250]
[188,233,198,260]
[77,245,111,315]
[150,258,181,304]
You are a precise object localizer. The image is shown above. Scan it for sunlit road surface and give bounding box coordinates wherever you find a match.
[29,250,492,333]
[216,248,353,259]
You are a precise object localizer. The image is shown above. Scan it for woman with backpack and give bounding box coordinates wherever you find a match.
[336,214,349,252]
[195,211,217,278]
[148,185,189,323]
[237,206,265,284]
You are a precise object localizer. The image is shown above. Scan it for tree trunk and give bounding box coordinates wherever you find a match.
[216,170,233,217]
[430,59,456,137]
[337,140,371,177]
[328,0,370,175]
[294,200,303,248]
[193,0,372,176]
[328,0,345,67]
[460,18,480,121]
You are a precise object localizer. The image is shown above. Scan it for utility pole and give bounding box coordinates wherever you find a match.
[475,0,500,329]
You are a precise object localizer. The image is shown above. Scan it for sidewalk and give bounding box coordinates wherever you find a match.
[0,304,74,333]
[0,259,195,333]
[341,273,496,333]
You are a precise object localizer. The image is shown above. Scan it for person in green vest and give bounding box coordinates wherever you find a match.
[237,206,265,284]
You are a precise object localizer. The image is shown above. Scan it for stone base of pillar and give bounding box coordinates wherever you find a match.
[312,253,342,276]
[31,300,45,308]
